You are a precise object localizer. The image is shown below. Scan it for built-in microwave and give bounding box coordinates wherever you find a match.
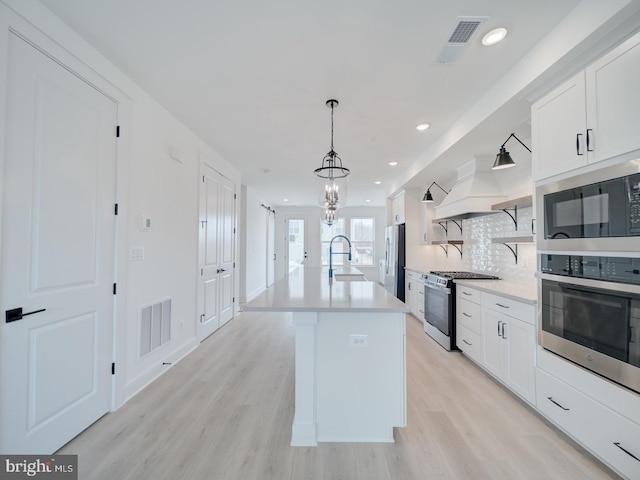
[536,160,640,251]
[539,255,640,393]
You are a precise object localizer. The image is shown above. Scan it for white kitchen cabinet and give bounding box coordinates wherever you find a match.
[390,194,405,225]
[536,368,640,479]
[418,201,440,245]
[480,293,536,405]
[456,286,482,363]
[405,270,424,321]
[532,71,587,180]
[532,31,640,181]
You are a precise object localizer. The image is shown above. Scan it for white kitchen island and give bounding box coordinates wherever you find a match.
[244,266,409,446]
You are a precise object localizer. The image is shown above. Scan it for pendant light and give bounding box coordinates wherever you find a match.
[315,99,349,209]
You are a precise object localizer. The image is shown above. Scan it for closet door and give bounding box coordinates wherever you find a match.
[197,161,235,341]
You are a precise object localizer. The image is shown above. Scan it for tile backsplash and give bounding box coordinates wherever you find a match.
[419,207,536,282]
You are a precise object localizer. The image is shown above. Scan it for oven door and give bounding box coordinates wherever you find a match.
[424,283,452,336]
[539,273,640,393]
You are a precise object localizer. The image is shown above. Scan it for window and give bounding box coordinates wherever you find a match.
[320,217,375,267]
[350,218,374,266]
[320,218,345,266]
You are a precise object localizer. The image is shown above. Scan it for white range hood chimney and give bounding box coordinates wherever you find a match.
[435,156,507,220]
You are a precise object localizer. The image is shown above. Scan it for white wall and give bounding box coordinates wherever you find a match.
[0,0,240,406]
[273,206,386,282]
[408,206,536,282]
[241,186,269,304]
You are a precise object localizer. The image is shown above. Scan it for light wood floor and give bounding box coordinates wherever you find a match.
[58,312,619,480]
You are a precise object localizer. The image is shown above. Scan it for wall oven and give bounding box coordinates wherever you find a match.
[536,160,640,251]
[539,254,640,393]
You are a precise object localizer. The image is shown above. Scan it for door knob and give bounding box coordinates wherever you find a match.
[6,307,46,323]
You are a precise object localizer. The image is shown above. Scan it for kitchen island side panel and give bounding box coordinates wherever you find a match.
[315,312,406,442]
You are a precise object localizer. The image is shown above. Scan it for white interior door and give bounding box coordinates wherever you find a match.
[0,33,117,453]
[285,216,307,274]
[197,163,235,340]
[266,211,275,287]
[198,163,221,341]
[218,176,235,327]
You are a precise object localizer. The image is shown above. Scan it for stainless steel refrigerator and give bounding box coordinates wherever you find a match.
[384,224,406,301]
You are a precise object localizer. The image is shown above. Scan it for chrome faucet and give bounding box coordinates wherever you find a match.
[329,235,352,278]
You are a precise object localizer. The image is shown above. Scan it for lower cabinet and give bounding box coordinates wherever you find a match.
[405,270,424,321]
[536,368,640,479]
[481,306,536,405]
[455,285,537,406]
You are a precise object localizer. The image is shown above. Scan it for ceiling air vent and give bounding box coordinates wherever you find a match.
[436,16,488,64]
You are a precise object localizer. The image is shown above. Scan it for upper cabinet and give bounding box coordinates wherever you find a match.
[532,32,640,181]
[390,194,405,225]
[418,201,439,245]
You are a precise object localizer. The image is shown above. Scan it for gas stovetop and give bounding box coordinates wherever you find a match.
[429,271,500,280]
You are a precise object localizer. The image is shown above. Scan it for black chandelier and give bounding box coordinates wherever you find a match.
[315,99,349,212]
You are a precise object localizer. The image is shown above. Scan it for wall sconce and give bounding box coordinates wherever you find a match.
[422,181,449,203]
[493,133,531,170]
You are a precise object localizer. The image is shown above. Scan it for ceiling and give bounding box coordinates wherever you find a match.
[37,0,586,206]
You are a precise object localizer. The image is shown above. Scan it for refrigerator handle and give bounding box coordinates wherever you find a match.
[385,238,390,274]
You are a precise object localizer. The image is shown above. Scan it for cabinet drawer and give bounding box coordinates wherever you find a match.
[536,368,640,479]
[536,368,590,439]
[481,292,535,324]
[457,325,481,364]
[456,298,481,334]
[457,285,480,304]
[406,270,417,280]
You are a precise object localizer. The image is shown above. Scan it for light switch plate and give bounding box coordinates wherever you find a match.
[130,247,144,260]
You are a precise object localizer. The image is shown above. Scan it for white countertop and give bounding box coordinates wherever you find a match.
[244,266,410,313]
[454,278,537,304]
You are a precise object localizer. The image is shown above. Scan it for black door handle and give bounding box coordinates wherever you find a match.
[6,307,47,323]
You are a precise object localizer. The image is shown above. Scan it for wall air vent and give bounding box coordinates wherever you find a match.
[436,16,488,64]
[140,299,171,357]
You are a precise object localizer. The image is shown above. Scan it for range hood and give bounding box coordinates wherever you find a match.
[434,157,507,220]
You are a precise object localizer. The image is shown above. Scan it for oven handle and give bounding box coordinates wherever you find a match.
[538,272,640,296]
[424,283,451,295]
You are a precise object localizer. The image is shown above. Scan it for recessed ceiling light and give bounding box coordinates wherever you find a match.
[283,198,289,202]
[388,161,398,166]
[365,199,371,203]
[416,123,430,131]
[374,181,382,185]
[482,27,507,46]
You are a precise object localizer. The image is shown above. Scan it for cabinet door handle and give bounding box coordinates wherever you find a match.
[586,128,593,152]
[423,233,427,242]
[576,133,583,156]
[462,291,472,296]
[462,339,472,346]
[613,442,640,462]
[496,303,509,309]
[497,320,502,336]
[547,397,570,411]
[462,312,471,317]
[501,322,507,339]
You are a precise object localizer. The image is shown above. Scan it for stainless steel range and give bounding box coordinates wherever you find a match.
[424,271,499,351]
